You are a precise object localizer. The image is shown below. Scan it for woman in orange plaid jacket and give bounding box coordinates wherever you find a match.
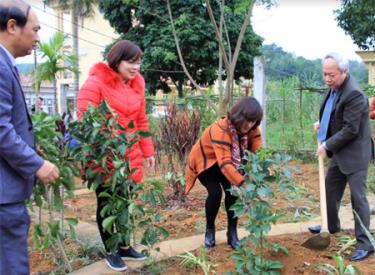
[185,96,263,249]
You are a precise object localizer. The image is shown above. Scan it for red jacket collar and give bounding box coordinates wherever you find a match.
[89,62,145,94]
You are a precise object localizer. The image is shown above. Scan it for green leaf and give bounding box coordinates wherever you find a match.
[68,224,77,239]
[268,260,283,269]
[128,121,135,129]
[128,202,135,214]
[42,235,49,249]
[98,191,111,198]
[138,130,151,137]
[65,217,78,226]
[102,216,117,233]
[48,220,60,239]
[158,227,169,238]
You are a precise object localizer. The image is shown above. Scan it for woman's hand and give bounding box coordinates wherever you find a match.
[145,156,155,169]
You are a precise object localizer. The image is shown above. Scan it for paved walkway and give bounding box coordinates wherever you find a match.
[70,194,375,274]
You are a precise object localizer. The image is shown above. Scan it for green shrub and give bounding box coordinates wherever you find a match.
[69,101,168,254]
[227,149,295,275]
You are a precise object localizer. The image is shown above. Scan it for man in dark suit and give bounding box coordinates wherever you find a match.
[0,1,59,274]
[309,52,374,261]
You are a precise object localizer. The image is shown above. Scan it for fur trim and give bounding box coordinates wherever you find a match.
[89,62,145,94]
[89,62,119,87]
[129,73,145,95]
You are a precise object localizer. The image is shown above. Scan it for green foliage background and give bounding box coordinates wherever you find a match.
[99,0,263,96]
[335,0,375,50]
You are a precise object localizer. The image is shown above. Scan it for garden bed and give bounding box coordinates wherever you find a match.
[29,227,101,275]
[30,160,375,274]
[63,160,348,240]
[128,232,375,274]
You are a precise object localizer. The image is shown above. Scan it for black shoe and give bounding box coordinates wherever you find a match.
[204,227,215,248]
[350,249,374,261]
[118,246,146,261]
[105,253,127,271]
[227,226,240,249]
[308,225,340,234]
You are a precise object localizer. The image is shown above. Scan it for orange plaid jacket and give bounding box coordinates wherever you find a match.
[185,117,262,194]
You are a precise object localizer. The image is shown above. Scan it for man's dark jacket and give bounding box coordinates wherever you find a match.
[322,74,373,174]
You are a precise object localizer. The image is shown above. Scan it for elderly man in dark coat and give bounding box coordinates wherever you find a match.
[309,52,374,261]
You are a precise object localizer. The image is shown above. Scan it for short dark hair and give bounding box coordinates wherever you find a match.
[0,1,30,31]
[228,96,263,131]
[106,40,142,72]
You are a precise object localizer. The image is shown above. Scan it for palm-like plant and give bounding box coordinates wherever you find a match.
[43,0,98,102]
[179,248,216,275]
[34,32,77,114]
[311,255,361,275]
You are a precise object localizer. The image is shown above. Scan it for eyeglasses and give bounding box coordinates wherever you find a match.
[125,60,142,68]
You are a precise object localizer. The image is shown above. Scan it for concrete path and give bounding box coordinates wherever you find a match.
[70,194,375,274]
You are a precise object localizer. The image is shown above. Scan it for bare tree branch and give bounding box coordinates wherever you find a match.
[215,0,232,63]
[205,0,231,72]
[230,1,255,75]
[166,0,218,113]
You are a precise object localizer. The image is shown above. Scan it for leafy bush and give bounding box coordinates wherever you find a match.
[158,103,201,202]
[364,85,375,97]
[228,149,295,275]
[30,112,80,272]
[69,101,168,254]
[266,77,322,151]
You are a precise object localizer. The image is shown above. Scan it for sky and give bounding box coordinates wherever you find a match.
[19,0,362,63]
[251,0,362,61]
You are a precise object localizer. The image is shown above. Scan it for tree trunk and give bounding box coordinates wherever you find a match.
[177,80,183,98]
[54,80,58,115]
[34,49,41,112]
[205,0,255,115]
[72,11,80,113]
[218,0,224,98]
[218,75,233,115]
[166,0,217,113]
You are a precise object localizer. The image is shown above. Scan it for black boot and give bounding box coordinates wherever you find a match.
[204,227,215,248]
[227,219,240,249]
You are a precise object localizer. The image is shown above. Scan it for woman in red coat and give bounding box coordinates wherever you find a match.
[369,97,375,140]
[77,40,154,271]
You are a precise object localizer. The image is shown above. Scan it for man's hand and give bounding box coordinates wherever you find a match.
[267,167,275,176]
[313,121,320,132]
[316,144,327,159]
[145,156,155,169]
[36,160,59,183]
[256,194,265,202]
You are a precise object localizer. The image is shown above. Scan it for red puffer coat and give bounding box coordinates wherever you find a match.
[77,62,154,183]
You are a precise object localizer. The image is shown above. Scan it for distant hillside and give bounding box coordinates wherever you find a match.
[16,63,34,75]
[262,44,368,86]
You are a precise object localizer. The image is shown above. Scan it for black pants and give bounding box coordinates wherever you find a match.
[198,163,238,229]
[95,184,112,252]
[96,184,133,252]
[326,161,372,251]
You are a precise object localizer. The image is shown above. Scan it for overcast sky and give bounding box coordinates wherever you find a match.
[252,0,362,61]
